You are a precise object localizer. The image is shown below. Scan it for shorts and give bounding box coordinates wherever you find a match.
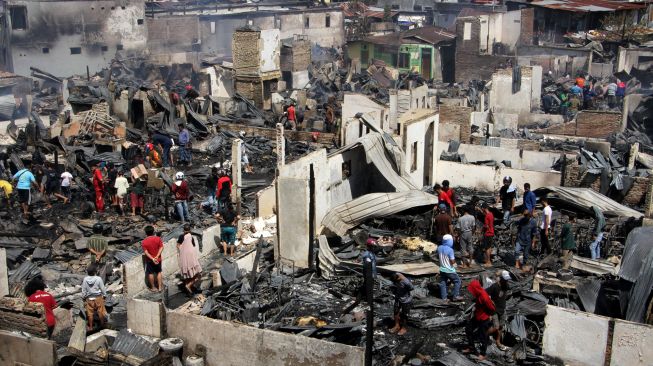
[482,236,494,249]
[221,226,237,246]
[17,189,30,204]
[130,193,144,208]
[394,301,412,320]
[85,297,107,321]
[62,186,71,196]
[45,183,60,195]
[145,260,162,275]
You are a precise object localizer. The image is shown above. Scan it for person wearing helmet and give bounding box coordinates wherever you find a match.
[498,176,517,224]
[88,223,109,281]
[438,234,463,301]
[172,172,190,224]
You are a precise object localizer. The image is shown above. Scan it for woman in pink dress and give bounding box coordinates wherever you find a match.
[177,224,202,294]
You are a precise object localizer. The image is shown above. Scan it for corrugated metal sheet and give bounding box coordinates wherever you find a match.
[0,94,16,120]
[618,227,653,282]
[536,186,643,218]
[530,0,645,12]
[626,249,653,323]
[321,190,437,236]
[576,279,602,313]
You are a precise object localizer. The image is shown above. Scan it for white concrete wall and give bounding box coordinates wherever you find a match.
[542,305,609,366]
[126,298,164,338]
[489,66,542,122]
[124,226,219,296]
[341,93,388,145]
[256,184,276,217]
[436,160,561,192]
[276,177,309,267]
[471,111,518,136]
[0,330,56,366]
[400,112,438,187]
[453,143,569,172]
[611,319,653,366]
[0,249,8,298]
[166,311,364,366]
[260,29,281,73]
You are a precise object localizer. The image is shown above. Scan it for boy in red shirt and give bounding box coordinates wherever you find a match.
[464,280,496,360]
[142,225,164,292]
[25,277,57,339]
[481,203,495,267]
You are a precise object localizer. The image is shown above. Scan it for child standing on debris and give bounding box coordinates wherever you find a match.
[178,123,192,167]
[514,209,538,269]
[82,264,107,331]
[216,204,240,257]
[92,162,105,213]
[589,206,606,260]
[389,273,413,336]
[560,213,576,269]
[481,203,495,267]
[25,277,56,339]
[142,225,164,292]
[60,170,73,202]
[177,224,202,295]
[172,172,190,224]
[114,171,129,215]
[463,280,495,361]
[12,163,38,218]
[438,234,463,302]
[456,206,476,268]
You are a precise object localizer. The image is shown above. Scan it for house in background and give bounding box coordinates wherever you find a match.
[347,26,456,82]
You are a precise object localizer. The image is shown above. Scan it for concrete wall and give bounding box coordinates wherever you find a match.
[341,93,388,145]
[0,249,7,298]
[611,319,653,366]
[516,45,590,77]
[453,143,569,172]
[256,184,276,217]
[9,0,147,77]
[124,225,219,296]
[260,29,281,73]
[617,46,653,74]
[488,66,542,121]
[436,160,561,192]
[543,305,610,366]
[166,311,364,366]
[0,329,56,366]
[126,298,165,338]
[471,111,518,136]
[399,110,439,187]
[479,10,521,55]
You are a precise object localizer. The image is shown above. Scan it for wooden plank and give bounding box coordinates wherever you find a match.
[68,318,87,352]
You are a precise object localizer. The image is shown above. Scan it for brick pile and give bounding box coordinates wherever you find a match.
[232,30,261,76]
[0,297,48,337]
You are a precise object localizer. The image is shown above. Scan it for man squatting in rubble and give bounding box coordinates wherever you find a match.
[464,280,496,361]
[25,276,57,339]
[390,272,414,336]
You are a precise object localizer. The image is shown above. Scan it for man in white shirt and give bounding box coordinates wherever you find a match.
[539,197,553,255]
[60,171,73,201]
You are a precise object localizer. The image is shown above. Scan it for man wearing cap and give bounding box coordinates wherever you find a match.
[438,234,463,301]
[498,176,516,224]
[486,271,510,351]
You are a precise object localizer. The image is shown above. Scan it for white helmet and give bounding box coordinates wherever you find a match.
[175,172,184,180]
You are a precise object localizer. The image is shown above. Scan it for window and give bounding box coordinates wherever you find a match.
[117,44,124,50]
[101,45,108,52]
[414,5,422,11]
[325,14,330,28]
[10,6,27,30]
[304,16,310,28]
[422,96,426,108]
[210,21,216,34]
[70,47,82,54]
[410,142,418,172]
[342,161,351,179]
[42,47,49,54]
[398,53,410,68]
[463,22,472,41]
[391,5,399,10]
[137,19,144,25]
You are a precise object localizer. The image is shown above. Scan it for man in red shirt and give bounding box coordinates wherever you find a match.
[464,280,496,360]
[441,180,457,217]
[92,162,105,213]
[481,203,495,267]
[216,171,232,210]
[142,225,164,292]
[434,183,455,215]
[286,103,297,130]
[25,277,57,339]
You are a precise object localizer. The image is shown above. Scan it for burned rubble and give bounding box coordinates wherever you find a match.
[0,1,652,366]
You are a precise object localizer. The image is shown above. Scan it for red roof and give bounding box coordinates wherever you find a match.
[530,0,645,12]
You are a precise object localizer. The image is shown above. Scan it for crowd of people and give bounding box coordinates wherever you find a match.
[357,176,607,360]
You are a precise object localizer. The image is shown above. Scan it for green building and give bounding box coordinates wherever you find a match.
[347,26,456,83]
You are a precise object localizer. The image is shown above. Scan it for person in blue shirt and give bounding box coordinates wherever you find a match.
[361,238,377,279]
[523,183,537,215]
[12,163,39,217]
[177,124,192,167]
[438,234,463,301]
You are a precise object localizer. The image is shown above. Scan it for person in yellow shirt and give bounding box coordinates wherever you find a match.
[0,179,13,205]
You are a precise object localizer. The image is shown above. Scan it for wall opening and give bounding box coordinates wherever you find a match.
[42,47,49,54]
[325,14,331,28]
[358,121,363,137]
[304,16,310,28]
[463,22,472,40]
[424,122,435,186]
[137,19,144,25]
[308,164,316,269]
[398,53,409,68]
[101,45,108,52]
[342,161,351,179]
[10,6,27,30]
[411,141,418,172]
[70,47,82,55]
[117,44,124,50]
[131,99,145,129]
